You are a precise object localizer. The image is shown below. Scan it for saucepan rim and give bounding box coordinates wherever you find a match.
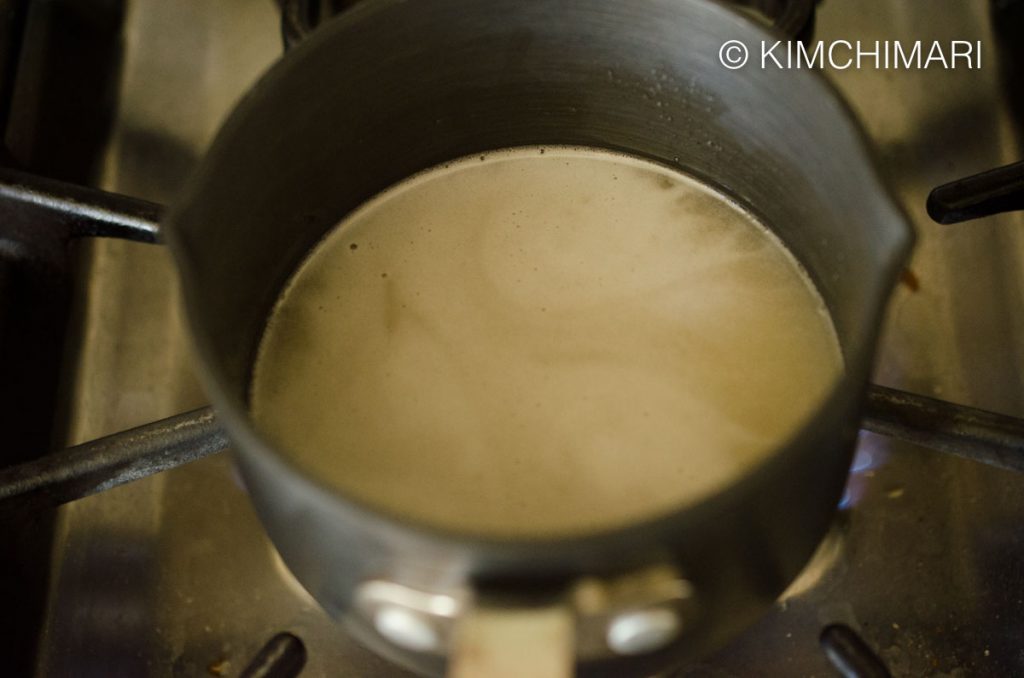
[164,0,915,559]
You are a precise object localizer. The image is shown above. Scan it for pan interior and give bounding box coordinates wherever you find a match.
[248,146,844,539]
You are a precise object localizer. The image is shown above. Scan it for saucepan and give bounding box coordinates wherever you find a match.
[165,0,913,674]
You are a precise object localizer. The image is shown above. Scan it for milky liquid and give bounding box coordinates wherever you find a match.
[250,147,843,538]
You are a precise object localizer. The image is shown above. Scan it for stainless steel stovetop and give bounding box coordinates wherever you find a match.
[27,0,1024,675]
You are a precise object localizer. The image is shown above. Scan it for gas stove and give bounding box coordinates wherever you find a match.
[0,0,1022,676]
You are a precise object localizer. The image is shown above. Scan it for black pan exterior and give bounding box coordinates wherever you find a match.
[166,0,913,674]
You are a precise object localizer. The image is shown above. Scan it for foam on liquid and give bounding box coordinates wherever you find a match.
[250,147,842,538]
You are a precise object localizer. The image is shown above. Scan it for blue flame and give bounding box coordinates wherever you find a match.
[838,432,892,508]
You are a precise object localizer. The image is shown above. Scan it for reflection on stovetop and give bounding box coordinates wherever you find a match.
[11,0,1024,676]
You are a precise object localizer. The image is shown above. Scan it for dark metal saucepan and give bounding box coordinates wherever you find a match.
[161,0,913,674]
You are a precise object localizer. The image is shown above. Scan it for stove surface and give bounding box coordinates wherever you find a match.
[34,1,1024,676]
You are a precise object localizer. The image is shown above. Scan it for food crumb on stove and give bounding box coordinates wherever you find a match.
[887,486,905,499]
[207,658,229,676]
[900,268,920,291]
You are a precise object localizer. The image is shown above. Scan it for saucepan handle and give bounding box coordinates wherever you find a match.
[449,603,574,678]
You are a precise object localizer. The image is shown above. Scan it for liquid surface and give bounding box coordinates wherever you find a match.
[250,147,842,538]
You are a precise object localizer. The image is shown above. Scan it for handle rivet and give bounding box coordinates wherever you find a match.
[606,608,681,655]
[374,605,440,653]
